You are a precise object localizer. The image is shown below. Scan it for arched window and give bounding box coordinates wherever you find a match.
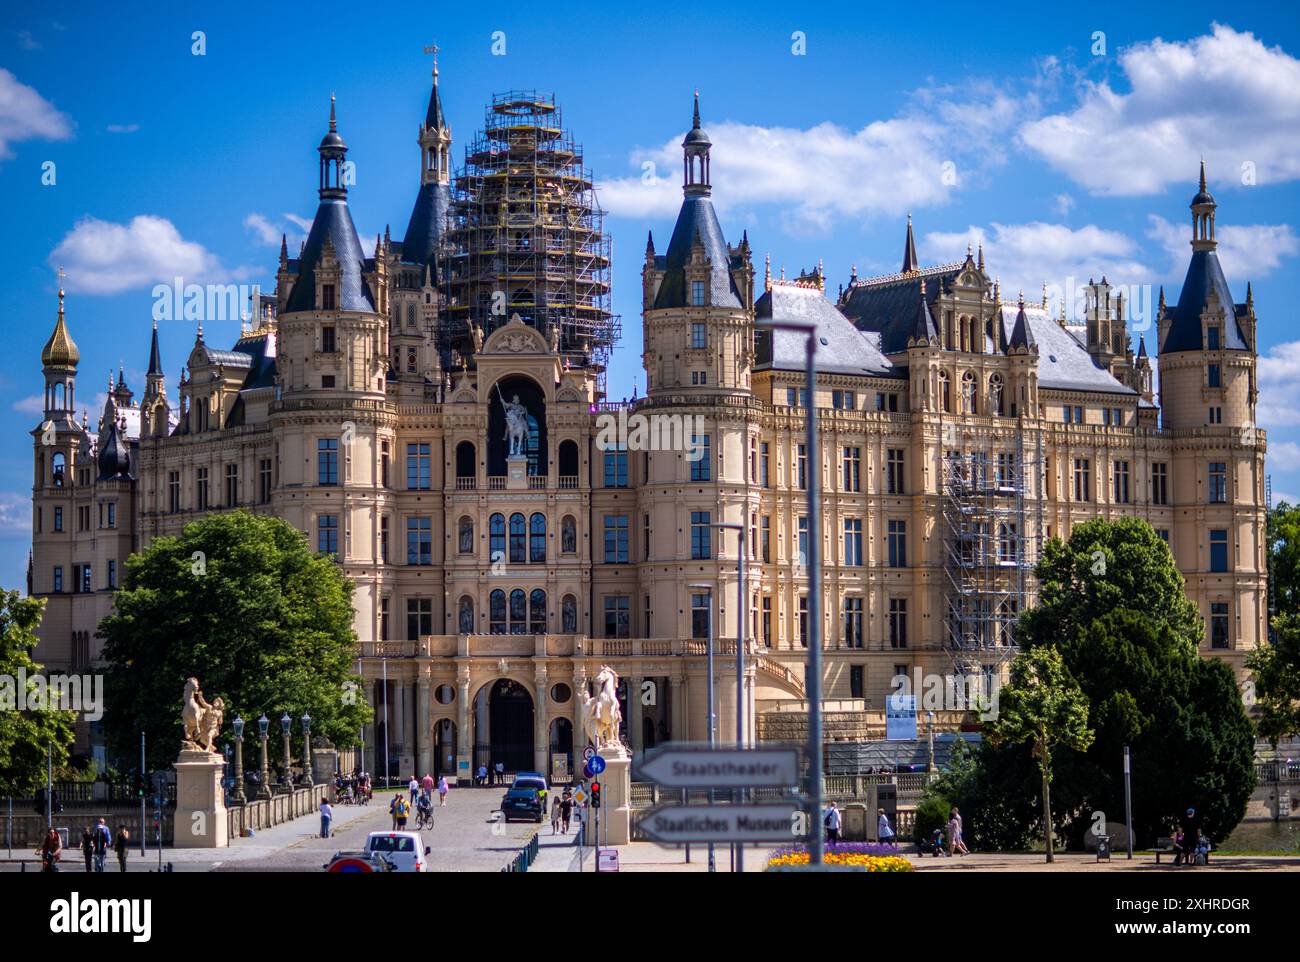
[938,371,951,414]
[561,515,577,554]
[558,439,579,479]
[562,594,578,633]
[961,371,977,414]
[529,589,547,633]
[458,595,475,634]
[489,513,506,561]
[51,452,65,488]
[529,513,546,563]
[989,373,1004,416]
[489,589,506,634]
[458,517,474,555]
[509,588,527,634]
[456,441,476,479]
[508,513,526,564]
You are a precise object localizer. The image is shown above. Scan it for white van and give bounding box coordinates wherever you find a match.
[364,831,430,873]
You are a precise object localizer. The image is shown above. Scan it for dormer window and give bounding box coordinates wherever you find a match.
[1208,363,1221,388]
[321,284,336,311]
[692,280,706,307]
[1207,326,1220,350]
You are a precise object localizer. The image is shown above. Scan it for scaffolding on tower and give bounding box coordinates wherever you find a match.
[438,91,620,396]
[940,424,1044,695]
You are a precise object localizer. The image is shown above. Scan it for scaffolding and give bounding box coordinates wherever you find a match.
[439,91,620,394]
[940,427,1044,688]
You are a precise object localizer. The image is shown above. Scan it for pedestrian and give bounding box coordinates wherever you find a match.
[389,793,403,830]
[476,764,487,787]
[408,775,419,805]
[390,792,410,830]
[551,795,562,834]
[561,792,573,834]
[80,826,94,872]
[421,771,435,796]
[114,826,129,873]
[320,798,334,838]
[438,775,449,807]
[947,807,969,856]
[92,817,111,872]
[824,802,842,846]
[1176,807,1200,866]
[878,808,896,848]
[38,827,62,872]
[495,761,505,785]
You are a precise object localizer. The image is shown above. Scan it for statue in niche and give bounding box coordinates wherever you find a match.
[562,595,577,633]
[561,516,577,554]
[458,518,474,554]
[499,392,529,457]
[459,598,474,635]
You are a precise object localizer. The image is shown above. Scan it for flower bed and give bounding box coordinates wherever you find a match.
[767,842,914,871]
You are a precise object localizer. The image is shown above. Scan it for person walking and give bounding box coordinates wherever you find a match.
[437,775,449,807]
[824,802,842,846]
[421,772,435,796]
[495,761,505,785]
[79,827,94,872]
[38,828,62,873]
[476,764,487,787]
[92,817,111,872]
[391,793,410,830]
[878,808,896,848]
[319,798,334,838]
[550,795,562,834]
[389,793,404,831]
[561,792,573,834]
[114,826,130,873]
[407,775,419,806]
[947,807,969,856]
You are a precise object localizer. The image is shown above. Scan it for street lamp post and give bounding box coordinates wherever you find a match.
[232,716,246,804]
[714,521,747,873]
[280,713,293,792]
[756,318,823,865]
[301,712,314,787]
[689,581,717,873]
[257,713,272,800]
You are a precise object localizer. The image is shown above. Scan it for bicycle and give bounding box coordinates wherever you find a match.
[414,807,435,831]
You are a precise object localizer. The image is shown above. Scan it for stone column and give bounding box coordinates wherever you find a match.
[416,674,432,776]
[534,670,549,775]
[573,667,588,751]
[456,668,471,785]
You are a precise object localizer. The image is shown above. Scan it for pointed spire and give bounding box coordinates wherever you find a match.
[1199,157,1207,193]
[41,271,80,368]
[1041,281,1048,310]
[645,230,655,255]
[1246,281,1254,307]
[329,93,337,132]
[1009,292,1035,352]
[1137,334,1148,360]
[764,253,771,291]
[1158,285,1166,312]
[911,277,937,344]
[693,90,701,130]
[902,213,919,274]
[682,90,712,197]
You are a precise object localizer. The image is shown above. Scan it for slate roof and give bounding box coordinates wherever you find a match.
[652,196,742,310]
[285,198,375,313]
[839,264,963,355]
[755,283,895,377]
[1161,249,1248,353]
[993,303,1135,395]
[401,181,451,268]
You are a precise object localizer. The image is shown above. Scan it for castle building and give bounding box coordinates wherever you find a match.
[29,70,1266,778]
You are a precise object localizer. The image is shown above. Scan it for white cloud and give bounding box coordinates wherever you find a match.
[1053,193,1075,218]
[244,212,309,250]
[1146,215,1299,283]
[598,86,1031,230]
[12,394,44,415]
[1257,341,1300,429]
[1020,24,1300,195]
[49,215,234,295]
[1267,440,1300,473]
[0,67,72,159]
[15,30,39,50]
[0,493,31,533]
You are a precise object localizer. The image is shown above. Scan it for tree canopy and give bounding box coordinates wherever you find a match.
[99,511,370,772]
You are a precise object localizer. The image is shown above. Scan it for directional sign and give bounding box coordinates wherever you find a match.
[634,744,800,789]
[637,801,806,845]
[588,754,607,775]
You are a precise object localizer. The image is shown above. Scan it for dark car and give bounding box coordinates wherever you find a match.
[501,786,544,823]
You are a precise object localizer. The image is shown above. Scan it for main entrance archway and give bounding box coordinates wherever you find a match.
[474,679,535,774]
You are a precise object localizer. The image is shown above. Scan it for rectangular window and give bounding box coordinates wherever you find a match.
[107,559,116,590]
[406,517,432,566]
[169,471,181,512]
[603,449,628,488]
[889,598,908,649]
[842,447,861,492]
[380,516,390,564]
[604,515,629,564]
[379,598,389,641]
[798,596,809,648]
[1209,462,1228,503]
[53,566,63,593]
[258,459,272,503]
[225,463,238,507]
[832,390,856,410]
[1207,326,1221,350]
[691,280,705,307]
[106,502,116,528]
[317,439,339,486]
[1073,458,1091,502]
[318,514,339,557]
[849,666,864,699]
[380,441,390,489]
[1075,406,1084,424]
[690,435,711,481]
[691,593,710,640]
[1113,460,1130,504]
[605,596,631,639]
[843,596,864,648]
[406,443,431,490]
[797,516,808,567]
[1156,528,1170,545]
[691,511,712,560]
[887,519,907,568]
[887,449,905,494]
[1152,463,1168,505]
[321,285,336,311]
[761,516,771,563]
[1210,529,1229,572]
[321,325,336,353]
[844,519,863,567]
[80,564,92,593]
[760,442,770,487]
[643,513,651,560]
[406,598,432,640]
[1063,405,1072,424]
[796,444,807,490]
[1208,364,1221,388]
[53,507,63,532]
[1210,602,1230,649]
[762,597,772,647]
[196,468,209,510]
[691,322,706,349]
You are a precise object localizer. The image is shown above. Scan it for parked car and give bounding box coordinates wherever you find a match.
[501,786,544,822]
[363,831,430,872]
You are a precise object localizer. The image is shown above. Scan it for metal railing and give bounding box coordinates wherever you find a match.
[501,831,541,872]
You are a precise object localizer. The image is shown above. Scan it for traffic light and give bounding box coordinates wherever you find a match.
[134,773,145,798]
[590,780,601,809]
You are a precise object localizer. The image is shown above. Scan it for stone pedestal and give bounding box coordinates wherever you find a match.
[506,454,528,490]
[584,742,632,846]
[173,749,229,848]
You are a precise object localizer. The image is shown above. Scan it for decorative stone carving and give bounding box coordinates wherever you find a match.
[180,677,224,754]
[581,665,624,751]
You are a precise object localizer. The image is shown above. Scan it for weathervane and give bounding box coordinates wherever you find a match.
[424,41,439,77]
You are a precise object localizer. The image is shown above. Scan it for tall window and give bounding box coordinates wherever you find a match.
[887,449,904,494]
[406,443,431,490]
[850,666,865,699]
[1209,462,1227,503]
[842,447,861,492]
[490,590,507,634]
[691,593,710,639]
[759,442,770,487]
[225,463,239,507]
[1152,462,1169,505]
[529,589,547,633]
[604,596,631,638]
[489,513,506,561]
[107,559,117,590]
[1112,460,1130,504]
[381,516,390,563]
[509,513,526,564]
[604,449,628,488]
[196,467,209,509]
[691,322,706,348]
[53,507,62,532]
[796,444,807,490]
[406,598,433,639]
[844,519,863,567]
[406,517,432,566]
[169,471,181,513]
[318,514,339,557]
[996,452,1015,488]
[797,516,808,567]
[691,280,705,307]
[1072,458,1091,502]
[691,435,711,481]
[1210,529,1229,572]
[761,516,771,563]
[843,597,864,648]
[889,598,908,648]
[798,596,808,648]
[691,511,712,560]
[258,459,272,503]
[529,513,546,563]
[998,523,1018,564]
[317,439,338,485]
[53,566,63,592]
[939,371,951,413]
[321,325,336,353]
[1207,363,1221,388]
[761,597,772,647]
[380,598,389,640]
[1210,602,1230,649]
[604,515,629,564]
[887,520,907,568]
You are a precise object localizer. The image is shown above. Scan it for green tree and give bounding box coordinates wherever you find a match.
[1268,500,1300,615]
[0,591,76,795]
[1248,501,1300,744]
[99,511,370,771]
[988,645,1094,862]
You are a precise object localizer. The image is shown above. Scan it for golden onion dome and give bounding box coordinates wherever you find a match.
[41,288,80,368]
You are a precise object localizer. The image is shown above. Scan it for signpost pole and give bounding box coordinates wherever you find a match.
[140,731,146,857]
[1124,744,1133,860]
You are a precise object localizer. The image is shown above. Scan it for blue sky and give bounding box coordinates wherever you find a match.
[2,0,1299,592]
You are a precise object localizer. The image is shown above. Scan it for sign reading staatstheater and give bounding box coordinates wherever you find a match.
[633,743,801,789]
